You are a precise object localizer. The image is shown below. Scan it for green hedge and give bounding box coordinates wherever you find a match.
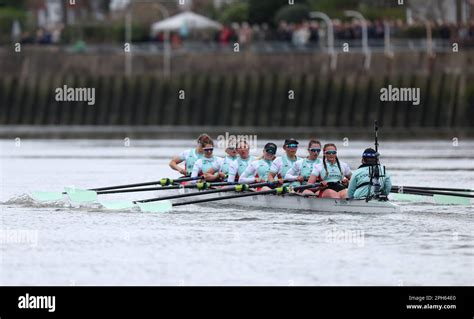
[220,2,249,24]
[0,7,26,43]
[61,23,150,44]
[274,4,311,24]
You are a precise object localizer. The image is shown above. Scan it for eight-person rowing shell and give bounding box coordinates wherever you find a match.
[170,134,394,202]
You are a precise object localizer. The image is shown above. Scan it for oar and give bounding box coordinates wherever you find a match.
[31,176,200,202]
[100,182,286,212]
[391,187,473,205]
[96,182,235,195]
[393,185,474,193]
[100,181,279,211]
[132,183,320,213]
[63,181,236,204]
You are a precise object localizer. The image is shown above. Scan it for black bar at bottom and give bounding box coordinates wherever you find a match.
[0,286,471,318]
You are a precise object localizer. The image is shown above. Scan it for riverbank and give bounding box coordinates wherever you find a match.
[1,125,473,140]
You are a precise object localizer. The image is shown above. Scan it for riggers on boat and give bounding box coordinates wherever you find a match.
[179,188,401,214]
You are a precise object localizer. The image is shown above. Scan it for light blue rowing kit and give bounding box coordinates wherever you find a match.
[347,164,392,199]
[191,156,224,179]
[179,149,204,176]
[311,160,352,183]
[285,158,322,186]
[270,154,300,178]
[220,155,238,175]
[227,156,255,183]
[238,158,273,184]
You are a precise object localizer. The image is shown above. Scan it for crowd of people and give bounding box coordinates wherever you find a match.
[169,134,392,201]
[151,19,474,49]
[18,18,474,49]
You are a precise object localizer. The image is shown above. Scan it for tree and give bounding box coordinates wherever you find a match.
[220,2,249,24]
[274,4,310,24]
[0,0,27,9]
[248,0,286,25]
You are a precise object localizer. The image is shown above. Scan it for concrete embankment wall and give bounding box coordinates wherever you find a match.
[1,48,474,76]
[0,49,473,138]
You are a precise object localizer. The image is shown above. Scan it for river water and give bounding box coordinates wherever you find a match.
[0,139,473,285]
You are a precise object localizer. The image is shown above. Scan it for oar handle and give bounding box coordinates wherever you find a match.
[392,187,474,198]
[91,176,200,192]
[393,185,474,193]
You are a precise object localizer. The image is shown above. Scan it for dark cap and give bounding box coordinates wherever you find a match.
[362,148,379,158]
[284,138,299,147]
[264,142,277,154]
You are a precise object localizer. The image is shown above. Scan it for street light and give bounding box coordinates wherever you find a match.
[384,21,393,58]
[126,1,171,78]
[344,10,371,70]
[309,11,337,70]
[424,20,434,57]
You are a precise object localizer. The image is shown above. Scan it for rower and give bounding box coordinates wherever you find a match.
[205,145,238,182]
[169,133,211,176]
[347,148,392,201]
[227,140,255,183]
[238,143,277,186]
[221,145,238,175]
[268,139,301,183]
[190,140,224,181]
[307,143,352,199]
[285,139,322,193]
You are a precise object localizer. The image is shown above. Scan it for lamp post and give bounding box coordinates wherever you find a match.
[125,1,170,78]
[344,10,371,70]
[384,21,393,58]
[309,11,337,70]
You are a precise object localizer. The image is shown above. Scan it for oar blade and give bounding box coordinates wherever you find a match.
[65,188,98,203]
[31,191,64,202]
[433,195,471,205]
[137,201,173,213]
[99,200,136,210]
[391,193,423,202]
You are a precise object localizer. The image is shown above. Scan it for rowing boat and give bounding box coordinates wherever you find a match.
[180,189,401,214]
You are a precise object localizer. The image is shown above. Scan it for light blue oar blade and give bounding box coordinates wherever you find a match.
[433,195,471,205]
[65,188,98,203]
[137,201,173,213]
[99,201,136,210]
[391,193,423,202]
[31,191,64,202]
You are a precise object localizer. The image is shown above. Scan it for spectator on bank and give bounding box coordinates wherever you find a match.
[238,22,253,47]
[219,25,233,44]
[36,28,52,44]
[171,33,182,49]
[292,22,310,47]
[277,21,292,41]
[309,21,319,43]
[20,31,35,44]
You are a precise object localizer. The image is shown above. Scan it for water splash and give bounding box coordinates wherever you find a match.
[1,193,68,207]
